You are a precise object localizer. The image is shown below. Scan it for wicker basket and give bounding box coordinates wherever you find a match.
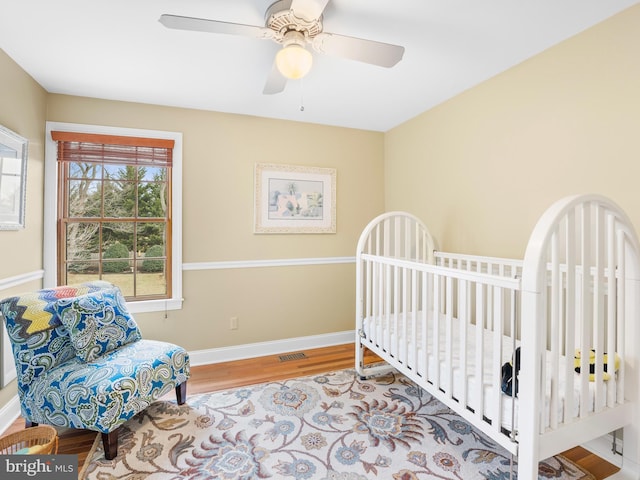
[0,425,58,455]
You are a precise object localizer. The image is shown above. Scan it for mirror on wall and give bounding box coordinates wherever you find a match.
[0,124,28,229]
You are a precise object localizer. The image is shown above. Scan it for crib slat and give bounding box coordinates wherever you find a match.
[375,259,382,349]
[365,258,372,321]
[370,258,375,347]
[421,270,428,378]
[401,265,408,366]
[411,268,418,372]
[579,203,592,419]
[616,230,625,403]
[445,276,453,400]
[405,266,410,366]
[404,217,410,259]
[491,286,504,434]
[384,261,390,353]
[538,268,549,435]
[419,220,426,262]
[459,279,468,408]
[393,216,399,257]
[394,262,400,359]
[391,219,399,363]
[606,214,616,408]
[369,225,375,256]
[375,221,385,356]
[474,282,485,423]
[549,229,560,430]
[508,282,518,440]
[564,209,576,423]
[593,204,605,412]
[433,272,441,388]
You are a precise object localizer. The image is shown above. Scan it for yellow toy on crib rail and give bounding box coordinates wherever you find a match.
[574,349,620,381]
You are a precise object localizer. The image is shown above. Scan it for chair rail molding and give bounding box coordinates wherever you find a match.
[0,270,44,292]
[183,256,355,271]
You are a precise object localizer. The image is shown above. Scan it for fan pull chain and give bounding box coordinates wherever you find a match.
[299,78,305,112]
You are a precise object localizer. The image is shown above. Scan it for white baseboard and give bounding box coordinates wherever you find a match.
[582,434,640,479]
[188,330,355,366]
[603,459,640,480]
[582,434,622,466]
[0,395,21,435]
[605,467,640,480]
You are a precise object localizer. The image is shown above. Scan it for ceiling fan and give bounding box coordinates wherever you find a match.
[159,0,405,95]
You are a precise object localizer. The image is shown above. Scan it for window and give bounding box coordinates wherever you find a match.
[45,123,183,313]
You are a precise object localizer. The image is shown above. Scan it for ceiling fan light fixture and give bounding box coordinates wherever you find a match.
[276,43,313,80]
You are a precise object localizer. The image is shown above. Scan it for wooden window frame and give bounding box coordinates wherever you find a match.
[44,122,183,313]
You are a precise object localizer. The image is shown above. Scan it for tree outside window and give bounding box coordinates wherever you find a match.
[53,132,173,301]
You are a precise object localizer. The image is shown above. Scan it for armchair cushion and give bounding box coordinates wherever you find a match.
[1,281,116,384]
[23,339,189,433]
[55,287,141,362]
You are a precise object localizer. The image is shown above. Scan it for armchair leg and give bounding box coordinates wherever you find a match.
[102,430,119,460]
[176,382,187,405]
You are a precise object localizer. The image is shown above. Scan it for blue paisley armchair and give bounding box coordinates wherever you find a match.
[0,281,190,459]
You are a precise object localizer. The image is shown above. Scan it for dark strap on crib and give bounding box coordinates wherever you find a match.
[501,347,521,397]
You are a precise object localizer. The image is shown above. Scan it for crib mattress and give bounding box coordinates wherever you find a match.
[361,312,609,432]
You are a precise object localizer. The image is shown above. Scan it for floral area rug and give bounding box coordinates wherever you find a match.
[80,368,594,479]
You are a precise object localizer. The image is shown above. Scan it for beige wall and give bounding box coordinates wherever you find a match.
[385,5,640,260]
[0,49,47,406]
[0,50,47,275]
[45,96,385,350]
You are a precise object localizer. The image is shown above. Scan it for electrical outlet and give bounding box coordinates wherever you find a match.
[230,317,239,330]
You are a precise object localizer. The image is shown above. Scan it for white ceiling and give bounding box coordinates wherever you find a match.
[1,0,638,132]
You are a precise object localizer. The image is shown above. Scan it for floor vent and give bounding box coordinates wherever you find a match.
[278,352,307,362]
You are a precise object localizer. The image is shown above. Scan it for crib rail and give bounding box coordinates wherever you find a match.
[435,251,523,279]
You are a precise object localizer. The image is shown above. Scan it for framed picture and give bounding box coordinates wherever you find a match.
[0,124,28,230]
[254,163,336,234]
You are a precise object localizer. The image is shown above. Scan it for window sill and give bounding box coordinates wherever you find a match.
[126,297,183,314]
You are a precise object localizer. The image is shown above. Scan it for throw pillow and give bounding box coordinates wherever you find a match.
[55,287,141,362]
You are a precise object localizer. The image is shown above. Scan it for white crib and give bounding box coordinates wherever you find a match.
[355,194,640,480]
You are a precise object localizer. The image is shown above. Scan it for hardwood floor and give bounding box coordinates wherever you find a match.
[0,343,619,479]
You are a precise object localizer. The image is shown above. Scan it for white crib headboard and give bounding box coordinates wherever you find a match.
[356,211,437,263]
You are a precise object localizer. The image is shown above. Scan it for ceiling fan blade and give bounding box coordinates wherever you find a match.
[263,61,287,95]
[290,0,330,22]
[312,32,404,68]
[159,14,273,39]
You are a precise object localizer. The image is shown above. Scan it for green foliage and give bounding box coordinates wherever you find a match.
[103,242,130,273]
[66,162,168,273]
[141,245,165,273]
